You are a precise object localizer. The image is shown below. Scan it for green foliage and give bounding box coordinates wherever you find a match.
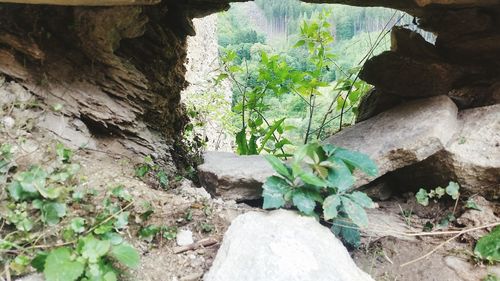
[40,235,139,281]
[138,225,178,242]
[0,143,141,279]
[135,156,170,189]
[474,226,500,263]
[262,143,377,246]
[415,181,461,206]
[483,274,499,281]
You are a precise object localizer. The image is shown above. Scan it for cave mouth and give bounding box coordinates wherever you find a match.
[181,0,432,154]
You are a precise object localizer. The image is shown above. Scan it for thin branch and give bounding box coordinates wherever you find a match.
[400,222,500,267]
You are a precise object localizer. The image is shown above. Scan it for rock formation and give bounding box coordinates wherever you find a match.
[204,210,375,281]
[0,0,499,176]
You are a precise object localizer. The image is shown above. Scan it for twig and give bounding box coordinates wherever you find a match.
[173,237,218,254]
[85,201,134,235]
[400,222,500,267]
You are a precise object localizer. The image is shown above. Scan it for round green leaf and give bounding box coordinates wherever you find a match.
[262,176,290,209]
[44,247,84,281]
[110,243,140,269]
[340,196,369,228]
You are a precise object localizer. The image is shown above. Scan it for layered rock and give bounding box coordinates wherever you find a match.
[204,210,374,281]
[197,151,274,201]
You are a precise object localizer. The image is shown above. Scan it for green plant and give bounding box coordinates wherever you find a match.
[138,225,178,242]
[262,142,378,247]
[34,235,139,281]
[474,226,500,263]
[415,181,460,207]
[218,10,373,156]
[135,155,170,189]
[483,273,499,281]
[0,143,141,280]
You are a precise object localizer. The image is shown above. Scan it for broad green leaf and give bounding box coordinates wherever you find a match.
[262,176,290,209]
[44,247,84,281]
[331,219,361,248]
[31,251,48,272]
[41,202,66,225]
[445,181,460,200]
[8,181,39,201]
[474,226,500,262]
[298,172,327,187]
[80,236,111,263]
[157,170,169,188]
[111,185,132,202]
[348,191,375,208]
[109,243,140,269]
[84,261,117,281]
[333,148,378,177]
[415,189,429,206]
[71,217,86,233]
[323,195,341,221]
[114,211,130,230]
[326,158,354,192]
[292,191,316,215]
[38,186,61,200]
[264,155,292,180]
[341,196,369,227]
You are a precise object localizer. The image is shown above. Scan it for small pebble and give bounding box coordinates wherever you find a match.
[176,229,194,246]
[2,116,15,129]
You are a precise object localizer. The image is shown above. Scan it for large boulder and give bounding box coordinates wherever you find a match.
[383,103,499,196]
[446,104,500,195]
[327,95,459,187]
[197,152,274,201]
[204,210,374,281]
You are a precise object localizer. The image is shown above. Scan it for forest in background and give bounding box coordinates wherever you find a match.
[207,0,430,154]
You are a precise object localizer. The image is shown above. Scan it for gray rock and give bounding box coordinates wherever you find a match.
[326,95,459,188]
[198,152,274,201]
[446,104,500,196]
[204,210,374,281]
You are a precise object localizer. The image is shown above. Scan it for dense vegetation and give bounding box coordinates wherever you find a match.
[216,1,407,154]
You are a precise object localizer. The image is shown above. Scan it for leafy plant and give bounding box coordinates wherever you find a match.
[474,226,500,263]
[139,225,178,242]
[415,181,460,207]
[36,235,139,281]
[135,155,170,189]
[483,273,499,281]
[262,142,377,246]
[0,143,142,279]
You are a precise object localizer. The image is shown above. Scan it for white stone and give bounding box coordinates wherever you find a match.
[204,210,374,281]
[2,116,15,129]
[176,229,194,246]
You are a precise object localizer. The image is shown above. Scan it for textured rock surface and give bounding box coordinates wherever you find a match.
[204,210,374,281]
[198,152,274,201]
[327,95,459,187]
[446,104,500,195]
[387,104,500,196]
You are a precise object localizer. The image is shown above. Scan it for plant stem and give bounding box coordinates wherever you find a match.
[304,94,316,144]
